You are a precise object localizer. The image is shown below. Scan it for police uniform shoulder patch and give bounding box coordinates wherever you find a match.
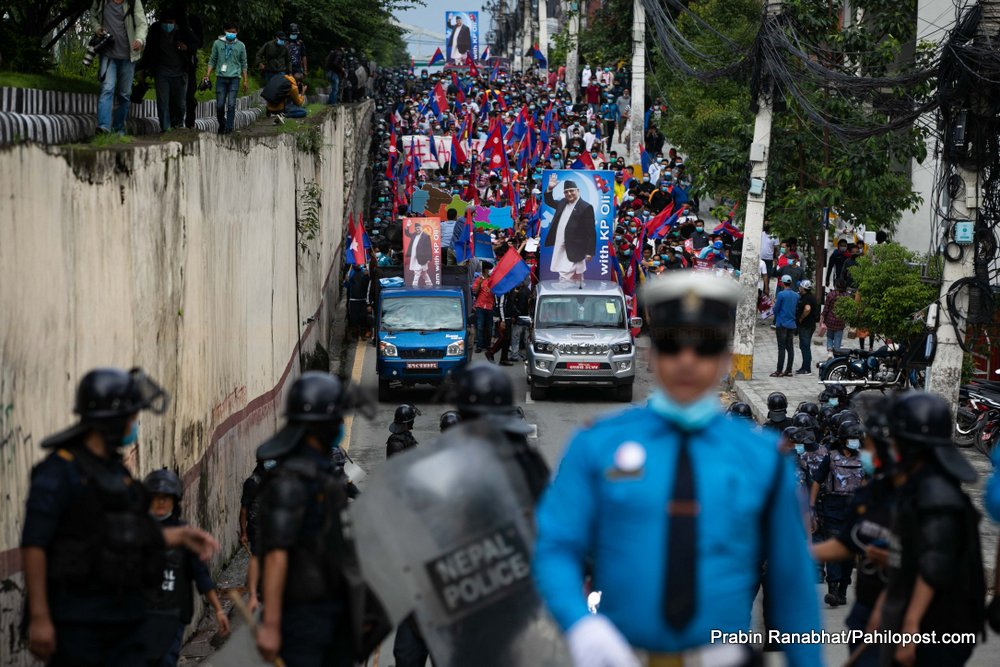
[56,448,74,462]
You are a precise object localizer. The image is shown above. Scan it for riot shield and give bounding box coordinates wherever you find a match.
[348,421,571,667]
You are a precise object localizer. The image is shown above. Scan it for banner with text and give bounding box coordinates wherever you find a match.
[445,12,479,66]
[402,217,442,287]
[537,170,616,281]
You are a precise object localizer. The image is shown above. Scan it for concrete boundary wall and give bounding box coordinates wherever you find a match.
[0,101,372,663]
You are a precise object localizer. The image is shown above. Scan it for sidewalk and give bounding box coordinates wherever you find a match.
[733,321,829,419]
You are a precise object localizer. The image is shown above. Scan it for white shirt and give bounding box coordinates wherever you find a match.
[550,199,586,274]
[450,25,462,60]
[581,67,592,88]
[760,231,775,260]
[758,259,767,290]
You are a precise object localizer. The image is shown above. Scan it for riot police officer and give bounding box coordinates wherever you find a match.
[762,391,792,432]
[450,361,549,500]
[254,371,362,667]
[141,468,230,666]
[21,367,219,666]
[811,420,866,606]
[818,383,849,411]
[811,393,896,667]
[386,403,420,458]
[533,272,821,667]
[796,401,821,419]
[240,458,276,613]
[875,391,984,667]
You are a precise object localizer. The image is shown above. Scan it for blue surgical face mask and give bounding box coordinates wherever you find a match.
[696,226,704,232]
[794,444,805,455]
[276,39,285,46]
[847,438,861,451]
[121,422,139,447]
[859,450,875,475]
[225,32,237,41]
[163,23,176,33]
[648,389,722,432]
[289,34,298,40]
[263,459,277,471]
[827,398,839,408]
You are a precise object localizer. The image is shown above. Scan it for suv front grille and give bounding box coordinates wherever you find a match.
[398,348,447,359]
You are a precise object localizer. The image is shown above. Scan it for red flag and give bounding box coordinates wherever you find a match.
[644,201,675,235]
[433,82,448,115]
[484,124,505,171]
[386,126,397,179]
[452,133,468,165]
[469,60,479,77]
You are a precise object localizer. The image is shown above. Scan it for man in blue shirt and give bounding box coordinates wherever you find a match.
[534,271,821,667]
[772,274,800,377]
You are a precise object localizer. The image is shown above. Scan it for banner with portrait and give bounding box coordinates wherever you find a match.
[445,12,479,66]
[402,217,442,287]
[537,170,617,282]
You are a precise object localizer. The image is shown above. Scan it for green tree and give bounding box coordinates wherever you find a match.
[833,243,937,344]
[651,0,931,276]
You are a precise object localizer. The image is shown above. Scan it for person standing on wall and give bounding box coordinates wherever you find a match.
[203,22,248,135]
[138,9,197,132]
[90,0,148,135]
[257,30,291,86]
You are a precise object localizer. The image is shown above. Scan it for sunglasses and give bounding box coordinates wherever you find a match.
[651,330,730,357]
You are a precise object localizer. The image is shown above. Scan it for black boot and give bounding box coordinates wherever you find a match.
[824,582,841,607]
[836,581,849,606]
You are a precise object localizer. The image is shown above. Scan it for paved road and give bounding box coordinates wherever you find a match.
[342,336,999,667]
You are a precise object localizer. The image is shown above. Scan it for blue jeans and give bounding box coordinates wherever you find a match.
[475,307,493,350]
[797,326,815,372]
[98,56,136,132]
[215,77,240,131]
[326,72,340,104]
[826,328,844,351]
[284,103,308,118]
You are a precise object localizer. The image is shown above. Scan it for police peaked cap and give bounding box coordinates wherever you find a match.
[640,271,740,331]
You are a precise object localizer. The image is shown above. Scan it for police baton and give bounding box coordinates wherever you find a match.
[226,590,287,667]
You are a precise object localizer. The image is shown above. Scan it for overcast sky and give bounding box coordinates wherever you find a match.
[396,1,493,59]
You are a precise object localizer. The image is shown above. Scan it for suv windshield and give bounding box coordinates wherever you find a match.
[381,296,464,332]
[536,295,626,328]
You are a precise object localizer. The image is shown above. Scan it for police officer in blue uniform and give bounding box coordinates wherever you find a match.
[254,372,368,667]
[21,367,219,666]
[533,272,821,667]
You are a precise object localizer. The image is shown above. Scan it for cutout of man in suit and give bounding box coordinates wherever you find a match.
[405,221,434,287]
[543,175,596,282]
[447,16,472,65]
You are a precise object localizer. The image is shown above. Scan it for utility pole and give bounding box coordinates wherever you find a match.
[629,0,646,165]
[927,0,1000,408]
[730,0,781,383]
[566,0,580,101]
[539,0,549,74]
[521,0,534,72]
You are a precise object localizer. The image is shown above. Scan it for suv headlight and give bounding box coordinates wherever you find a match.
[534,340,555,353]
[612,342,633,354]
[446,340,465,356]
[379,341,398,357]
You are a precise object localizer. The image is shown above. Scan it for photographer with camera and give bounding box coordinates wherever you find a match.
[203,21,248,135]
[89,0,148,135]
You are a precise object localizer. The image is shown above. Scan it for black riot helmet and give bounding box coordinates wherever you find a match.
[727,402,753,419]
[285,372,346,423]
[791,413,818,431]
[389,404,421,434]
[144,468,183,501]
[788,426,816,447]
[447,362,532,435]
[837,421,865,444]
[818,405,838,427]
[766,392,788,422]
[889,391,976,482]
[42,367,169,450]
[75,367,169,420]
[821,384,848,409]
[796,401,820,418]
[439,410,462,432]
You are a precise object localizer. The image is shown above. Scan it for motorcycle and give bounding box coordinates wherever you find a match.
[818,343,926,395]
[957,383,1000,460]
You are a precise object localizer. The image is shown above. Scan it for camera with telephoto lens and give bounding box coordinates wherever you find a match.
[82,32,114,67]
[197,78,212,92]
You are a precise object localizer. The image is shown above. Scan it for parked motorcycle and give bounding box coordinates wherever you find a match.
[818,343,926,394]
[957,382,1000,460]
